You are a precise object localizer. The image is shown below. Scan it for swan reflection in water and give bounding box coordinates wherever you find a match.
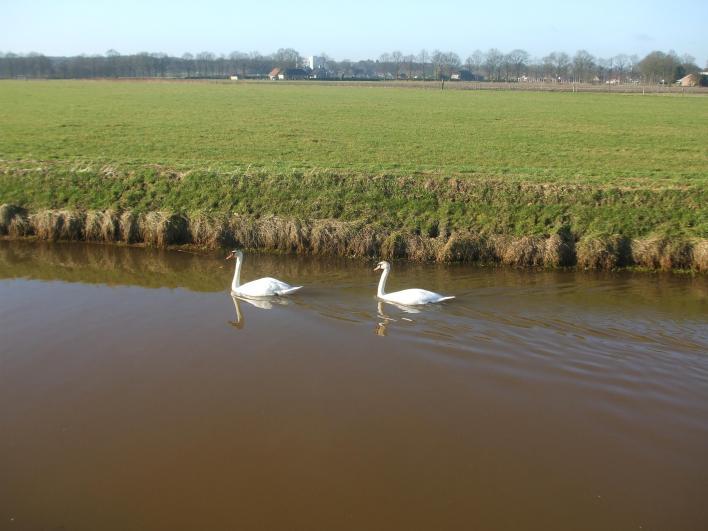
[229,294,291,329]
[375,300,417,336]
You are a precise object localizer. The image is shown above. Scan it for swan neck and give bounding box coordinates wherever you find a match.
[231,256,242,292]
[377,268,389,297]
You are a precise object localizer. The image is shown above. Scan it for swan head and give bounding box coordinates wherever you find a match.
[373,260,391,272]
[225,249,243,260]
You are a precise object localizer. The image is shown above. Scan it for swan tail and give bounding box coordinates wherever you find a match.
[276,286,303,296]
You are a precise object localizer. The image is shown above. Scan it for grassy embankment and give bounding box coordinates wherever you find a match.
[0,80,706,270]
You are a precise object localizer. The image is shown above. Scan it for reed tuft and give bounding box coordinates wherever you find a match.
[189,213,230,248]
[403,234,445,262]
[30,210,85,241]
[437,231,488,263]
[310,220,358,256]
[85,210,119,242]
[576,235,630,270]
[119,211,142,243]
[141,212,189,246]
[692,240,708,272]
[0,204,28,236]
[543,232,575,268]
[380,231,406,260]
[631,237,694,271]
[497,235,547,268]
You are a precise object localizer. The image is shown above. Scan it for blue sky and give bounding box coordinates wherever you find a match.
[3,0,706,64]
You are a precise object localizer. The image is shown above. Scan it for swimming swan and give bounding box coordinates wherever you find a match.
[374,260,454,306]
[226,250,302,298]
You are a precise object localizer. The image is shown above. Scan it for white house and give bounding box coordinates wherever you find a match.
[304,56,326,70]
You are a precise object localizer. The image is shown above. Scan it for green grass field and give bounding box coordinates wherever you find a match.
[0,80,706,268]
[1,80,706,183]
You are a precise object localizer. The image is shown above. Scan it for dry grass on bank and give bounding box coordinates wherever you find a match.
[1,205,705,272]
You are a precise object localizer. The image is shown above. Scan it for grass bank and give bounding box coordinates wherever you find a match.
[2,203,706,271]
[0,81,706,270]
[1,165,706,270]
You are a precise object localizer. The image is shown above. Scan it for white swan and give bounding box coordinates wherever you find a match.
[374,260,454,306]
[226,250,302,298]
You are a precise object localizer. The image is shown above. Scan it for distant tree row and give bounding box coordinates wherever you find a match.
[376,49,702,84]
[0,48,703,84]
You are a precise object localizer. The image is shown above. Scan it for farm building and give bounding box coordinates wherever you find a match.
[268,67,308,80]
[304,55,325,70]
[450,69,482,81]
[677,74,699,87]
[278,68,308,80]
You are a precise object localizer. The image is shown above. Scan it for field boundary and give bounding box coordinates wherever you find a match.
[238,79,708,95]
[4,77,708,95]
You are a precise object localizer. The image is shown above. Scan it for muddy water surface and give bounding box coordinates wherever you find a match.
[1,241,707,531]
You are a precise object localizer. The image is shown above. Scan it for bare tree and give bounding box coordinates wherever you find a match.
[680,53,696,66]
[431,50,443,79]
[273,48,300,69]
[613,54,630,83]
[543,52,571,81]
[391,50,403,78]
[446,52,461,76]
[181,52,194,77]
[417,49,429,79]
[507,49,529,80]
[572,50,595,82]
[105,49,120,77]
[228,50,248,76]
[403,54,416,79]
[484,48,503,81]
[465,54,473,73]
[318,52,333,72]
[196,51,215,77]
[429,50,460,80]
[638,50,681,83]
[150,52,168,77]
[466,49,484,79]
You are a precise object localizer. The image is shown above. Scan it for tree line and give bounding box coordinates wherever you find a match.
[0,47,704,84]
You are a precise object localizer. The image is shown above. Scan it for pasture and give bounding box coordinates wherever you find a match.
[0,80,706,269]
[1,80,706,183]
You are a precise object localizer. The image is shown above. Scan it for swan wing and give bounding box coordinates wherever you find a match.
[275,285,303,296]
[382,289,454,306]
[234,277,301,297]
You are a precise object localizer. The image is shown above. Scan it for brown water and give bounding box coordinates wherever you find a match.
[1,241,707,531]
